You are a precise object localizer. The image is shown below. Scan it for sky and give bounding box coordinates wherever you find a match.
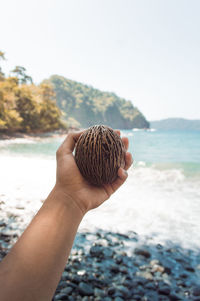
[1,0,200,121]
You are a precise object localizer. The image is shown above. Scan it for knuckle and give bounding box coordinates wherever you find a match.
[67,132,73,139]
[56,148,62,158]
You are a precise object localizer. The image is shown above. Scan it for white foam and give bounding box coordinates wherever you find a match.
[81,166,200,250]
[0,154,200,250]
[0,138,37,146]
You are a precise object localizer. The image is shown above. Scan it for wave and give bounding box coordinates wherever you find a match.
[0,138,37,146]
[0,154,200,250]
[82,165,200,250]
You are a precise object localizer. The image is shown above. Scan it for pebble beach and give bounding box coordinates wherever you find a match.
[1,219,200,301]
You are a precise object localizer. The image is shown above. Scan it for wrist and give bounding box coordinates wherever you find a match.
[48,184,86,218]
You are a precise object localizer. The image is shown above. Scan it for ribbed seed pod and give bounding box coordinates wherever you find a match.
[75,125,126,186]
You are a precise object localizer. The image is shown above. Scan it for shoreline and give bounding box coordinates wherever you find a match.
[0,127,80,141]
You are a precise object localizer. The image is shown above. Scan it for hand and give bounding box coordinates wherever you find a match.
[55,130,133,216]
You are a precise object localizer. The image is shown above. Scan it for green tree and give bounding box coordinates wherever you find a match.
[15,85,41,132]
[0,78,22,131]
[11,66,33,84]
[37,83,65,131]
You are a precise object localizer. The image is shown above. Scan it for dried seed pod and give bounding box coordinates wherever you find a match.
[75,125,126,186]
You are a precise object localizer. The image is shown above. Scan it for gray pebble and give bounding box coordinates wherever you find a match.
[158,284,171,295]
[94,288,105,297]
[78,282,94,296]
[193,286,200,296]
[114,297,124,301]
[134,247,151,258]
[60,286,73,295]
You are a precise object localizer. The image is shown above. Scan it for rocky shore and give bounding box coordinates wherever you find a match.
[0,127,80,140]
[0,221,200,301]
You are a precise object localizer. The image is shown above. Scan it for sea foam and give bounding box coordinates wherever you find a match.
[0,153,200,250]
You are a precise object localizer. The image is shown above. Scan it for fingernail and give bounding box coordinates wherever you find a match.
[123,169,128,176]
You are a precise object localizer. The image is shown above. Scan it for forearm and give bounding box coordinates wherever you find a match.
[0,186,84,301]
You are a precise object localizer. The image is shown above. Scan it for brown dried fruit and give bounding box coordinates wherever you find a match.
[75,125,126,186]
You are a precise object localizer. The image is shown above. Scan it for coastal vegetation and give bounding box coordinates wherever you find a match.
[45,75,149,129]
[0,51,65,133]
[0,50,149,133]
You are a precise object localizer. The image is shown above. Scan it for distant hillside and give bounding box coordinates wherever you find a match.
[44,75,149,129]
[151,118,200,130]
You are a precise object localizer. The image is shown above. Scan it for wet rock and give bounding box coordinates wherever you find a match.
[145,282,156,290]
[119,266,128,274]
[110,263,120,273]
[54,293,68,300]
[78,282,94,296]
[62,271,69,280]
[158,284,171,295]
[134,247,151,258]
[115,285,130,298]
[70,275,81,284]
[158,296,170,301]
[136,271,153,281]
[94,288,105,297]
[169,293,182,300]
[143,291,159,301]
[67,282,77,289]
[132,295,143,301]
[103,297,112,301]
[132,276,148,287]
[114,255,123,264]
[0,221,6,227]
[156,243,163,249]
[185,265,195,272]
[57,281,68,290]
[151,264,165,273]
[2,226,200,301]
[77,269,86,276]
[107,287,115,296]
[67,297,75,301]
[114,297,124,301]
[121,279,132,288]
[179,273,188,279]
[128,231,138,241]
[90,244,104,258]
[193,286,200,296]
[103,247,114,258]
[60,286,73,295]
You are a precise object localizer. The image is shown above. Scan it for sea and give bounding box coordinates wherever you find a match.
[0,129,200,251]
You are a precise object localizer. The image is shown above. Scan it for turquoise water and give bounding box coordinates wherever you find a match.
[1,130,200,176]
[123,130,200,178]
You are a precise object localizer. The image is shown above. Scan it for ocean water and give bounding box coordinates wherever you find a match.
[0,130,200,250]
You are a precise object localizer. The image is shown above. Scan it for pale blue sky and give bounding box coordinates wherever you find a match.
[1,0,200,120]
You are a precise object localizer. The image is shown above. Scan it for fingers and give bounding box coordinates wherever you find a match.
[114,129,129,151]
[124,152,133,170]
[115,130,121,136]
[122,137,129,151]
[105,150,133,195]
[110,167,128,193]
[57,131,84,156]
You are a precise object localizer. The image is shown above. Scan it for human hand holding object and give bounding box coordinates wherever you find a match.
[55,128,133,216]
